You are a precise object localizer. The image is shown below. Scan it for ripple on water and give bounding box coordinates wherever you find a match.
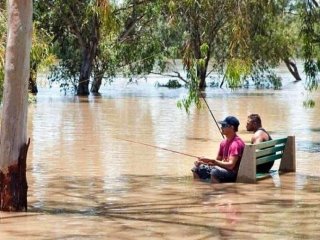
[297,141,320,153]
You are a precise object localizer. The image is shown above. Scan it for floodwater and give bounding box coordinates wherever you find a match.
[1,69,320,239]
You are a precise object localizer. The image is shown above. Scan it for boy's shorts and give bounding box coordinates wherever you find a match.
[192,164,237,182]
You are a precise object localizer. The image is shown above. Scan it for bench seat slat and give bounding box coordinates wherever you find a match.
[257,153,283,165]
[255,138,287,149]
[256,145,285,158]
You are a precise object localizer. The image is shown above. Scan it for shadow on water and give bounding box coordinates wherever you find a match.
[13,174,318,238]
[24,176,234,237]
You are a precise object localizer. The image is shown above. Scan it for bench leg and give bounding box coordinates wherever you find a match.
[279,136,296,172]
[237,145,256,183]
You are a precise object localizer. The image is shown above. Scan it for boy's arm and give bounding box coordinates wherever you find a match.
[196,155,222,166]
[212,155,240,170]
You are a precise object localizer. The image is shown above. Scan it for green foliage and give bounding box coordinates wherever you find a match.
[30,21,56,89]
[31,25,56,69]
[114,0,169,79]
[177,60,201,113]
[28,93,37,103]
[249,67,282,89]
[225,58,252,89]
[200,43,209,58]
[297,0,320,107]
[30,0,320,107]
[300,0,320,92]
[303,99,316,108]
[48,37,81,93]
[34,0,114,94]
[166,0,294,111]
[155,79,182,88]
[227,1,297,89]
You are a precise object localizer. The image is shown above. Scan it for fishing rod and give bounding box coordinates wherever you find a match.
[115,137,199,158]
[199,91,224,139]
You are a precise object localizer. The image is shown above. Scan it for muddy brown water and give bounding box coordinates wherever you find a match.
[0,74,320,239]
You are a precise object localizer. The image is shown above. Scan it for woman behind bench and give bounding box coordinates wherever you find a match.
[246,114,273,173]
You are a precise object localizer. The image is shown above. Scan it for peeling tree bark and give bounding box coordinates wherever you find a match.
[0,0,32,212]
[0,139,30,211]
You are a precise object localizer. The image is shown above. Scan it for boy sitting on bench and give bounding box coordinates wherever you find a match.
[246,114,273,173]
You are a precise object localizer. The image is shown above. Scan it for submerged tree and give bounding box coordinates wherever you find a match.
[300,0,320,91]
[0,0,32,211]
[30,0,319,105]
[164,0,235,90]
[35,0,111,95]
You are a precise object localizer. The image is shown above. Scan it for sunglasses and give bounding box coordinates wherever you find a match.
[221,124,231,128]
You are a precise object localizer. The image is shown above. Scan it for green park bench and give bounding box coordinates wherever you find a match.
[236,136,296,183]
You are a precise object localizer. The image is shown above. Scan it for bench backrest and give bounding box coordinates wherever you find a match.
[236,136,296,183]
[256,137,287,166]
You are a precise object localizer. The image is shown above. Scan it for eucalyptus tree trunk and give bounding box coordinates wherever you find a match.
[283,58,302,81]
[198,56,209,90]
[190,15,208,90]
[90,68,104,95]
[0,0,32,211]
[77,46,96,96]
[77,15,99,96]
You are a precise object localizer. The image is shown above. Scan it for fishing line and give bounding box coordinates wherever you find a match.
[199,92,224,139]
[115,137,199,158]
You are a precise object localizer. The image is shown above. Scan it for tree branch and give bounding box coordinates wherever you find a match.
[311,0,319,8]
[112,0,158,15]
[150,71,188,83]
[118,14,145,43]
[65,4,86,49]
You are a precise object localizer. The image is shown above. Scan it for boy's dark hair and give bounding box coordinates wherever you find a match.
[248,114,262,126]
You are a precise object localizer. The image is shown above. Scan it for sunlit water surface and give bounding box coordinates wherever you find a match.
[0,68,320,239]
